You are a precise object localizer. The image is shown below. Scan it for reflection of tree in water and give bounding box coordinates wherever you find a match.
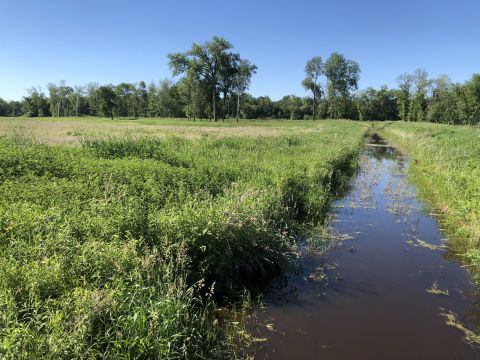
[366,144,397,161]
[338,147,382,210]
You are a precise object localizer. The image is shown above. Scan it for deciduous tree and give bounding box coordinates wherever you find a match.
[301,56,323,120]
[169,36,237,121]
[233,59,257,121]
[324,53,360,118]
[96,85,117,120]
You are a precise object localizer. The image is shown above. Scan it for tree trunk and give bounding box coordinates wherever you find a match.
[222,92,227,121]
[312,81,316,121]
[212,85,217,121]
[312,93,315,121]
[227,96,230,118]
[236,92,240,122]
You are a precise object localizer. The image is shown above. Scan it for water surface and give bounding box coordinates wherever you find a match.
[252,139,480,359]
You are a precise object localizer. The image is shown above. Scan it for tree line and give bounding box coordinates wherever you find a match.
[393,70,480,125]
[0,37,258,122]
[0,36,479,125]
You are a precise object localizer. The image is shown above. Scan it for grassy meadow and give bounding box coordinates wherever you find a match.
[0,117,368,358]
[376,122,480,282]
[0,117,325,144]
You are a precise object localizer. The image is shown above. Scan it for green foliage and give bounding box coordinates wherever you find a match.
[302,57,323,120]
[47,81,78,117]
[394,71,480,125]
[356,86,398,120]
[0,120,367,358]
[324,53,361,119]
[233,60,257,121]
[3,40,480,124]
[168,36,254,121]
[96,85,117,120]
[324,53,360,98]
[114,82,138,118]
[0,98,8,116]
[408,91,428,122]
[22,87,50,117]
[457,74,480,125]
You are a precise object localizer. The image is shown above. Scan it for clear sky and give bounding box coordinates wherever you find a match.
[1,0,479,101]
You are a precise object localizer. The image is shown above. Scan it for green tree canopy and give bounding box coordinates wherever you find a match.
[301,56,323,120]
[168,36,237,121]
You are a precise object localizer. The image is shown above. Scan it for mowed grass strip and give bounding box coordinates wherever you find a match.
[0,119,367,358]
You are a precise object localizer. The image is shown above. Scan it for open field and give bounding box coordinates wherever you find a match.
[376,122,480,281]
[0,117,325,144]
[0,118,368,358]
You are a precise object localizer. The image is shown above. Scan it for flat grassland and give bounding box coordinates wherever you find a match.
[0,117,325,144]
[376,122,480,282]
[0,117,367,358]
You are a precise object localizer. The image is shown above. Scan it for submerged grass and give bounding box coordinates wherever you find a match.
[375,122,480,283]
[440,309,480,347]
[0,119,367,358]
[406,237,446,251]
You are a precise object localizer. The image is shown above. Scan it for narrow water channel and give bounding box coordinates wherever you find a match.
[251,136,480,359]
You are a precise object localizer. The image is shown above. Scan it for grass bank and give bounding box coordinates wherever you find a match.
[375,121,480,282]
[0,119,367,358]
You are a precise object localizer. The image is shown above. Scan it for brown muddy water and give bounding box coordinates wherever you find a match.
[250,137,480,359]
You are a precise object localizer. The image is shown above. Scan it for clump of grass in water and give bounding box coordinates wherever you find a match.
[307,217,354,249]
[406,236,445,251]
[308,230,352,248]
[426,281,450,296]
[440,309,480,347]
[306,224,353,283]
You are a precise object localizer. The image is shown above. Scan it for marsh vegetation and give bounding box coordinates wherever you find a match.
[0,119,367,358]
[0,33,479,360]
[2,117,480,358]
[251,136,480,359]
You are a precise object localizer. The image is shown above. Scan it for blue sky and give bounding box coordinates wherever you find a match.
[1,0,479,101]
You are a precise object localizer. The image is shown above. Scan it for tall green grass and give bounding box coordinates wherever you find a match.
[0,120,366,358]
[376,122,480,281]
